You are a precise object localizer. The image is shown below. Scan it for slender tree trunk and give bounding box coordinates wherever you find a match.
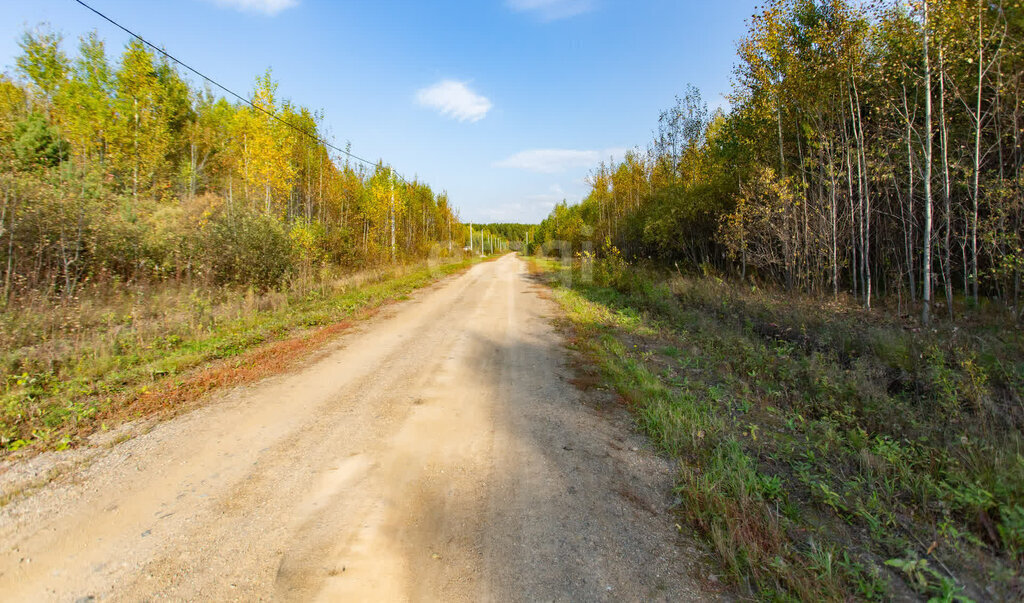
[939,46,954,320]
[389,169,396,263]
[970,0,984,306]
[843,98,858,299]
[849,88,865,302]
[903,84,917,303]
[0,188,6,266]
[797,128,810,290]
[961,228,969,298]
[825,132,838,300]
[852,79,871,310]
[243,133,249,204]
[133,96,139,201]
[777,99,786,176]
[2,186,14,306]
[922,0,934,325]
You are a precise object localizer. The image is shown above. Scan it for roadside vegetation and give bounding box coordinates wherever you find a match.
[0,256,486,454]
[534,253,1022,600]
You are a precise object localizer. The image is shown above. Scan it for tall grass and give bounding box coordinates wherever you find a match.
[1,256,479,452]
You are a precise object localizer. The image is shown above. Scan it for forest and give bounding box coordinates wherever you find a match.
[535,0,1023,324]
[0,28,476,298]
[473,222,536,250]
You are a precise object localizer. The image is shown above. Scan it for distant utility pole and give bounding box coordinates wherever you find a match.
[469,223,473,253]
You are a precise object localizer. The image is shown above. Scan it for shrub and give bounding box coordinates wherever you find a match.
[204,209,294,289]
[289,218,327,268]
[13,113,68,168]
[594,238,627,287]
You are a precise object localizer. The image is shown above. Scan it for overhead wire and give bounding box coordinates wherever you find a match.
[72,0,412,184]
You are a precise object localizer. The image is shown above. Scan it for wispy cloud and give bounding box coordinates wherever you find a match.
[483,192,563,222]
[482,183,583,222]
[208,0,298,16]
[480,181,601,222]
[527,183,567,202]
[506,0,595,21]
[482,200,547,222]
[415,80,492,123]
[494,148,626,174]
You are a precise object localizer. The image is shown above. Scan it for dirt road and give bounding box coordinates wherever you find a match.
[0,254,720,601]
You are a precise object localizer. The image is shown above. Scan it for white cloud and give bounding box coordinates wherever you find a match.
[527,183,566,202]
[415,80,492,123]
[482,194,562,222]
[506,0,594,21]
[493,148,627,174]
[209,0,298,16]
[482,200,548,222]
[479,183,588,222]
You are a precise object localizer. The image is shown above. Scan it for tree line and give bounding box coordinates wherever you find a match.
[0,27,466,298]
[534,0,1023,323]
[470,223,535,251]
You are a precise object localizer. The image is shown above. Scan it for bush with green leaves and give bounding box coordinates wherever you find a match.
[13,112,68,169]
[204,209,294,289]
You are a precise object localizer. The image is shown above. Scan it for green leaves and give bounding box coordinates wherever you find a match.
[205,208,294,289]
[15,27,68,103]
[12,113,69,168]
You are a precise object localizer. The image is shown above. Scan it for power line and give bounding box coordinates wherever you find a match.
[72,0,410,183]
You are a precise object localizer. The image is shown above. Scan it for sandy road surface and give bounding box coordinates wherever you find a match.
[0,254,721,601]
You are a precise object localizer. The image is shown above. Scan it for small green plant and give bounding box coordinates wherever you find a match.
[997,504,1024,556]
[759,473,784,500]
[885,554,972,602]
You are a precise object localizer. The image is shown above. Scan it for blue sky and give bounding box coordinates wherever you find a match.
[0,0,759,223]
